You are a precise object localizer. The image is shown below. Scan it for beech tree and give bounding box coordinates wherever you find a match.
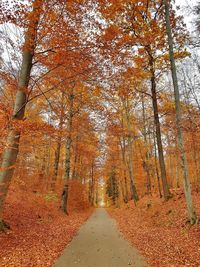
[163,0,197,224]
[0,0,43,230]
[0,0,199,236]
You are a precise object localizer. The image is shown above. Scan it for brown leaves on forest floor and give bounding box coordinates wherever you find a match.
[109,189,200,267]
[0,187,92,267]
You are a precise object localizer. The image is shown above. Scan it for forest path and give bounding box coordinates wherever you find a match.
[53,208,147,267]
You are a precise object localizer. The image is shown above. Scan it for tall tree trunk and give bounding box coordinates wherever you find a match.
[167,134,173,188]
[124,174,129,202]
[164,0,197,224]
[79,157,84,183]
[147,46,171,200]
[119,136,128,203]
[72,135,79,180]
[141,94,152,195]
[91,161,95,205]
[45,135,51,177]
[117,137,127,204]
[53,138,61,178]
[52,91,65,189]
[153,128,162,198]
[89,161,95,205]
[120,114,129,202]
[95,183,99,206]
[124,100,139,203]
[0,0,43,230]
[61,89,74,214]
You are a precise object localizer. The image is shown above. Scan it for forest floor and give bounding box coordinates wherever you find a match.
[53,208,147,267]
[1,186,200,267]
[109,189,200,267]
[0,185,92,267]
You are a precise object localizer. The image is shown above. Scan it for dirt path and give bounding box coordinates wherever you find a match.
[53,208,147,267]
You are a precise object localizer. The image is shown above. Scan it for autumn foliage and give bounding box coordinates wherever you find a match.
[0,0,200,266]
[0,183,92,267]
[110,189,200,267]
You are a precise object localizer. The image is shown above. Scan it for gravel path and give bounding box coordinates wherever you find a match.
[53,208,147,267]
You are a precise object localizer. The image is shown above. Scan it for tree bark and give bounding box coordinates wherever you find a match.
[147,46,171,200]
[119,136,129,203]
[0,0,43,230]
[89,161,95,205]
[72,135,79,180]
[54,139,61,178]
[153,127,162,198]
[52,91,65,189]
[124,100,139,203]
[141,94,152,195]
[164,0,197,224]
[61,89,74,214]
[167,134,173,188]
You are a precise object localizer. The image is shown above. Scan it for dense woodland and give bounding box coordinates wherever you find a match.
[0,0,200,266]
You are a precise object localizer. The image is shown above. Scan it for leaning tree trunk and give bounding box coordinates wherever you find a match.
[147,47,171,200]
[61,90,74,214]
[0,0,43,231]
[164,0,196,224]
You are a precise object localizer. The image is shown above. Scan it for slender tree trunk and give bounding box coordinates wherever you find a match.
[72,136,79,180]
[124,174,129,201]
[79,158,84,183]
[164,0,196,224]
[39,150,46,191]
[89,161,95,205]
[141,94,152,194]
[52,91,65,189]
[125,102,139,203]
[119,136,129,203]
[95,184,99,206]
[115,178,120,208]
[54,138,61,176]
[0,0,43,230]
[61,90,74,214]
[45,136,51,176]
[121,97,139,202]
[167,134,173,188]
[147,47,171,200]
[153,128,162,198]
[118,141,126,203]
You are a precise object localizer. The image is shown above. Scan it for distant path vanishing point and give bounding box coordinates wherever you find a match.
[53,208,147,267]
